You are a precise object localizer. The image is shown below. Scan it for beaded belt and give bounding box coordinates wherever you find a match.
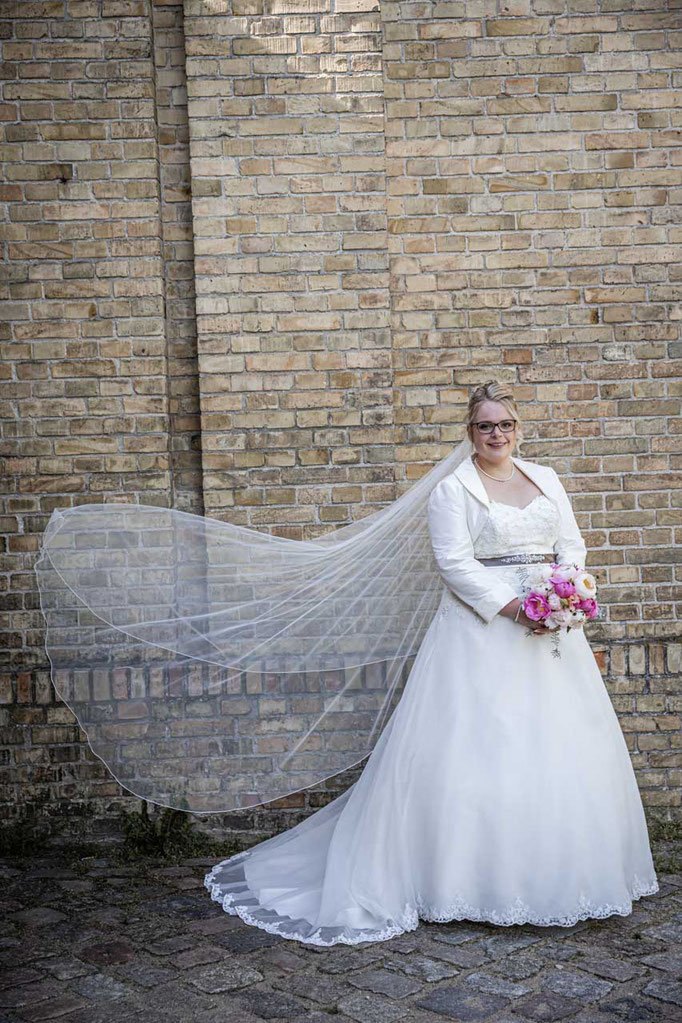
[477,552,555,566]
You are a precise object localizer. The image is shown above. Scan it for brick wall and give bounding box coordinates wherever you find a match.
[184,0,394,525]
[1,0,680,841]
[382,1,682,641]
[1,0,204,837]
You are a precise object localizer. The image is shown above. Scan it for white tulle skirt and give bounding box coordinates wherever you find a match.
[204,568,659,946]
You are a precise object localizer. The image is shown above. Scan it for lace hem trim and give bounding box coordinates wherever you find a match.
[203,855,660,948]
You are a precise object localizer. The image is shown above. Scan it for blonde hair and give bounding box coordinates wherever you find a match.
[466,380,523,445]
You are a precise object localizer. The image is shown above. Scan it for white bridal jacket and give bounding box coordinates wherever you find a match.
[428,455,588,625]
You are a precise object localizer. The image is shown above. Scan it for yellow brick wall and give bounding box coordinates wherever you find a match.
[184,0,393,526]
[1,0,680,834]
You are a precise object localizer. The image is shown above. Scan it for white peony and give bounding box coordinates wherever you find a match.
[526,565,554,588]
[574,571,597,600]
[533,582,552,597]
[552,609,575,629]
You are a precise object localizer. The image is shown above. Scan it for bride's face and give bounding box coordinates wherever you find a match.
[471,400,517,463]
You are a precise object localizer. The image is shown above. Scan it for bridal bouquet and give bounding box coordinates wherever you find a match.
[519,562,599,658]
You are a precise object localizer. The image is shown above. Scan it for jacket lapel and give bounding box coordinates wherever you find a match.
[453,454,550,507]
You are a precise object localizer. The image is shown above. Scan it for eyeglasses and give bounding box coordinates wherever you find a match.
[472,419,517,434]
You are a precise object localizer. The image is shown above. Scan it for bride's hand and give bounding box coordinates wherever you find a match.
[500,600,563,635]
[524,616,550,635]
[516,610,562,635]
[500,600,546,634]
[512,607,549,634]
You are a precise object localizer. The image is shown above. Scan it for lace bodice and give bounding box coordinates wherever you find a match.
[473,494,560,559]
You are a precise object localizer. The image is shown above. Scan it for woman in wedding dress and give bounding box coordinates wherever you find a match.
[190,382,649,943]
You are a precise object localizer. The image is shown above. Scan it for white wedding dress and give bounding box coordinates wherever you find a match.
[204,494,659,945]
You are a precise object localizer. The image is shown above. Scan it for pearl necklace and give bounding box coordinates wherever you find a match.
[473,454,515,482]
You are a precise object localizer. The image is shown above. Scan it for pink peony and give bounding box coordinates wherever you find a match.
[524,592,551,621]
[552,579,576,598]
[579,597,599,619]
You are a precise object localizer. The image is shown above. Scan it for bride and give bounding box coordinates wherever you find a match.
[204,380,659,946]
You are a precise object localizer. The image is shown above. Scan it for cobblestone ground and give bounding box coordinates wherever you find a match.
[1,853,681,1023]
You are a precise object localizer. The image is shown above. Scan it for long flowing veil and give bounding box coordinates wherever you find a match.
[35,435,473,812]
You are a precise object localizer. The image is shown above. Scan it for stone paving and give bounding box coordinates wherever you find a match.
[1,852,682,1023]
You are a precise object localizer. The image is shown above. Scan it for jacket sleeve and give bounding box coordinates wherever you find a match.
[427,476,520,624]
[549,468,587,570]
